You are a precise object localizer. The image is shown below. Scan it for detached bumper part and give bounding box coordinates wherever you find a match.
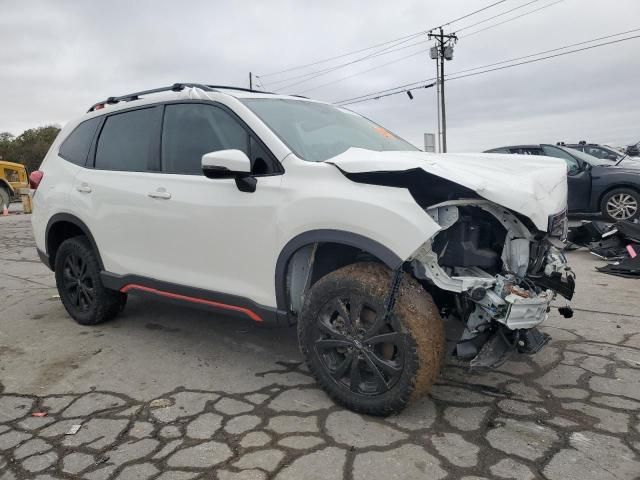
[467,327,550,368]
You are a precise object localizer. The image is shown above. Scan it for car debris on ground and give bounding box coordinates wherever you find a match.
[567,219,640,277]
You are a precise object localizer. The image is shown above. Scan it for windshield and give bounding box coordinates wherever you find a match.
[241,98,418,162]
[559,146,611,166]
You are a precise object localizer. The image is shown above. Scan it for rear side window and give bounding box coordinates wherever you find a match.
[161,104,249,175]
[58,117,101,166]
[95,108,160,171]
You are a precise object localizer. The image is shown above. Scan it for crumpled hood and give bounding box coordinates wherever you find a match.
[327,148,568,231]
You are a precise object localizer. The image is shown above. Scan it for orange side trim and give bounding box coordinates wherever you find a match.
[120,284,263,322]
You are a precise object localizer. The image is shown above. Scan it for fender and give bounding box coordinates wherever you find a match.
[274,229,403,312]
[45,213,104,270]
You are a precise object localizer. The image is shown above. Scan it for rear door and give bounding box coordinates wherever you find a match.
[541,145,591,212]
[73,106,165,276]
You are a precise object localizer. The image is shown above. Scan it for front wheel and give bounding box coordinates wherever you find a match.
[601,188,640,222]
[54,236,125,325]
[298,262,444,416]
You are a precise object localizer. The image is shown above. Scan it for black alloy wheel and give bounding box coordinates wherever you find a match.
[61,252,94,312]
[313,296,404,395]
[55,236,125,325]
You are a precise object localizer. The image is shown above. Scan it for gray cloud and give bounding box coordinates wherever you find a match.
[1,0,638,151]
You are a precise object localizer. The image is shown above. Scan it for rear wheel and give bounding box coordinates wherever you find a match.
[54,236,125,325]
[601,188,640,222]
[298,262,444,416]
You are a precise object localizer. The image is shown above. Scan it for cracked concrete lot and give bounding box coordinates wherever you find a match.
[1,213,639,480]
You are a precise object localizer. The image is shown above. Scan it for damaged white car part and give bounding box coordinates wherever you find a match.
[409,200,575,367]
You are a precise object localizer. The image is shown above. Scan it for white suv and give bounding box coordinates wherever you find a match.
[31,83,575,415]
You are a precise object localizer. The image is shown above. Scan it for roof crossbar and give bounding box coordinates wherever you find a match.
[87,83,215,112]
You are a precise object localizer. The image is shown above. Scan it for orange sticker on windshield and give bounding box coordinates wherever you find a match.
[373,126,394,139]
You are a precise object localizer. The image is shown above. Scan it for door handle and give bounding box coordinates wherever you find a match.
[76,184,92,193]
[148,191,171,200]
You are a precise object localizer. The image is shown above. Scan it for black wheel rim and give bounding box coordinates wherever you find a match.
[313,295,405,396]
[62,253,94,312]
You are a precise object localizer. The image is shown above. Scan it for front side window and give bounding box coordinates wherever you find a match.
[162,104,249,175]
[241,98,418,162]
[59,117,101,166]
[95,108,160,171]
[542,145,580,173]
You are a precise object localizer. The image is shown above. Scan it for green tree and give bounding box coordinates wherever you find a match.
[0,125,60,171]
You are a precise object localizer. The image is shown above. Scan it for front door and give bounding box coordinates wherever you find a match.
[542,145,591,212]
[146,102,284,308]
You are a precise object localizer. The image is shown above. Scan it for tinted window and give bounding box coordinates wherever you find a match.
[59,117,101,166]
[542,145,580,173]
[95,108,159,171]
[584,146,619,160]
[511,147,543,155]
[485,148,509,153]
[162,104,249,175]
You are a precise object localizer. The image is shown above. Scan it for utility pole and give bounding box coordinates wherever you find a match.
[249,72,253,90]
[435,53,441,152]
[428,28,457,152]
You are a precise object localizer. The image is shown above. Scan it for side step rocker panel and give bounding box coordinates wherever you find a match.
[100,272,288,327]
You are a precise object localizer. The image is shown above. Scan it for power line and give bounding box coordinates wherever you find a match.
[292,0,567,97]
[267,37,428,90]
[335,32,640,106]
[446,33,640,81]
[334,78,437,105]
[439,0,508,27]
[455,0,540,32]
[460,0,565,38]
[448,27,640,77]
[258,31,426,79]
[295,46,431,94]
[257,0,510,82]
[340,82,437,106]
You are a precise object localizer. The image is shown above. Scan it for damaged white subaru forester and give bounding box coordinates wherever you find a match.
[31,83,575,415]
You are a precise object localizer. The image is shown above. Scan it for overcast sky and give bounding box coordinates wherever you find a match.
[1,0,639,152]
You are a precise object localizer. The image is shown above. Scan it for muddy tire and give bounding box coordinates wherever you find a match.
[55,236,125,325]
[298,262,444,416]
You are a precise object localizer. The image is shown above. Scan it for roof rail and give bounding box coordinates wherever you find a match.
[205,85,275,95]
[87,83,215,112]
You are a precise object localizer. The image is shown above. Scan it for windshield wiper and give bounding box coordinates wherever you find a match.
[615,153,628,166]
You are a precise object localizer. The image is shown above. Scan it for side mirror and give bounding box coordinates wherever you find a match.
[202,150,256,193]
[606,154,617,161]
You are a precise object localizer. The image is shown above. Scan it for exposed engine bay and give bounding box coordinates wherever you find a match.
[409,200,575,367]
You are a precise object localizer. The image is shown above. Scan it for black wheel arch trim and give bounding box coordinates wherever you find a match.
[45,213,104,271]
[274,229,403,312]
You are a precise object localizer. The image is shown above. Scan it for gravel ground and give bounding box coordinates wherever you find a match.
[1,211,639,480]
